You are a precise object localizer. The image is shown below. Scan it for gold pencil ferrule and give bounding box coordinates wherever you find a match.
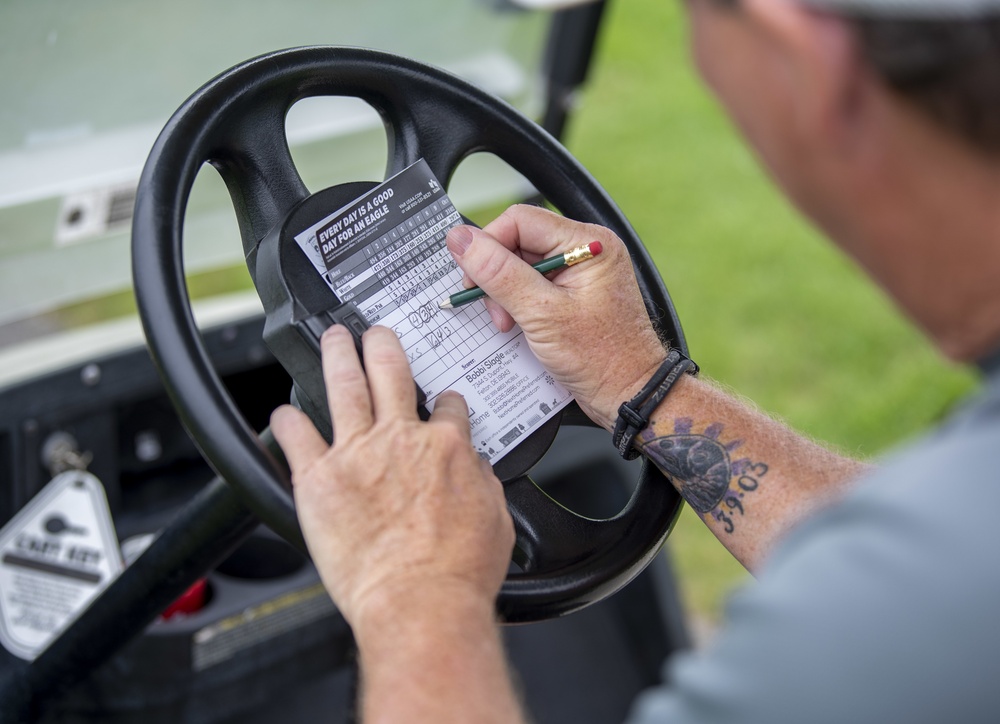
[563,244,595,266]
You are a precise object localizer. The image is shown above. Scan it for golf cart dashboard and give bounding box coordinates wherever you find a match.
[0,299,362,721]
[0,299,289,536]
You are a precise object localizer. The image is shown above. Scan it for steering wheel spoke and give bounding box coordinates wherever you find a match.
[209,99,310,256]
[382,96,482,187]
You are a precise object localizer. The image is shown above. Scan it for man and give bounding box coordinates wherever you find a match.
[271,0,1000,721]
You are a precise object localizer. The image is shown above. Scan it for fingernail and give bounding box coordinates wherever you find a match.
[446,225,474,256]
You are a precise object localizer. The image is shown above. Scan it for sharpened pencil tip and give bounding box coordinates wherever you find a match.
[439,299,453,309]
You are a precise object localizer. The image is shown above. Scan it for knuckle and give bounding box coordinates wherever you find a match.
[362,336,406,369]
[437,390,468,411]
[434,422,469,449]
[334,363,368,390]
[476,244,519,284]
[501,203,530,219]
[361,325,397,350]
[585,223,624,249]
[330,424,363,449]
[509,202,548,218]
[365,344,405,370]
[365,324,395,339]
[377,416,410,439]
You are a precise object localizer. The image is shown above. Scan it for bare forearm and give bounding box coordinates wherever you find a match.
[635,375,871,573]
[354,588,525,724]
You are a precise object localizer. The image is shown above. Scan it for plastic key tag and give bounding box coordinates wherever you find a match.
[0,470,123,660]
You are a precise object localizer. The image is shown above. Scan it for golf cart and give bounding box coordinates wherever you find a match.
[0,2,691,721]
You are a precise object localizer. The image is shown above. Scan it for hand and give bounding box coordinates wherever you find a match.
[446,205,669,431]
[270,325,515,630]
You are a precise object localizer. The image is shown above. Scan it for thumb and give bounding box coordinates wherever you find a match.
[446,225,559,326]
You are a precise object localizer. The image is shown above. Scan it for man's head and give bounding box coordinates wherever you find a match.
[809,1,1000,155]
[681,0,1000,361]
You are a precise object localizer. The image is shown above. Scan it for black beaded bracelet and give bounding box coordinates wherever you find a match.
[612,350,699,460]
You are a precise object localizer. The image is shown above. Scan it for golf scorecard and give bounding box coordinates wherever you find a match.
[294,159,572,464]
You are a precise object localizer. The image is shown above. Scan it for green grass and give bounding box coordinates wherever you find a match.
[49,265,254,330]
[562,0,977,620]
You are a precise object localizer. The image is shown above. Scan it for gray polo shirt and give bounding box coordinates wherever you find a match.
[628,358,1000,723]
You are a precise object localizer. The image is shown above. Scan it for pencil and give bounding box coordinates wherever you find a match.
[439,241,604,309]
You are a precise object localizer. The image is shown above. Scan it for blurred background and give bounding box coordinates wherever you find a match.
[0,0,977,641]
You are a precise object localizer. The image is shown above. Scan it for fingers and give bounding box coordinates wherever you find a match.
[429,391,472,441]
[362,326,418,420]
[482,204,606,259]
[322,325,373,440]
[321,324,420,440]
[483,297,516,333]
[270,405,328,479]
[446,224,560,324]
[430,393,500,486]
[484,206,628,282]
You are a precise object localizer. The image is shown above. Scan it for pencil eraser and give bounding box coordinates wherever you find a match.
[589,241,603,257]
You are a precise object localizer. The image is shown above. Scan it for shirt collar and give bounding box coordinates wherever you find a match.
[977,344,1000,378]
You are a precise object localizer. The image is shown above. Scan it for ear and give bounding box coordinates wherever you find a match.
[742,0,867,153]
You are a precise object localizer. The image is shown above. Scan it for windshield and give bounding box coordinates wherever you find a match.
[0,0,550,338]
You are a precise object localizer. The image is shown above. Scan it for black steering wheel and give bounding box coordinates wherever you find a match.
[132,46,686,623]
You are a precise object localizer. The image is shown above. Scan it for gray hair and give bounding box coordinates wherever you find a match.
[708,0,1000,153]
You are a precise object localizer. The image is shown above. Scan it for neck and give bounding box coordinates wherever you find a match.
[834,96,1000,363]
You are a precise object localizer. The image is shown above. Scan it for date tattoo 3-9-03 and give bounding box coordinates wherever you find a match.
[637,418,768,535]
